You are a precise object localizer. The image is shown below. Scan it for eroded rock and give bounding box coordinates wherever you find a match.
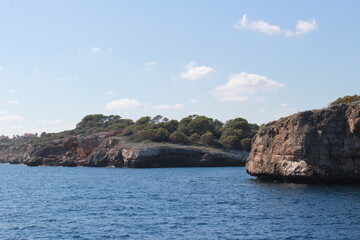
[0,133,248,168]
[246,102,360,183]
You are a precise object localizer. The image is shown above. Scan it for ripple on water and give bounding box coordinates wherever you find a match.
[1,164,360,239]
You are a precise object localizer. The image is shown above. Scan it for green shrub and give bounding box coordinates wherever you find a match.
[200,131,215,146]
[169,131,188,144]
[137,128,169,142]
[240,138,252,152]
[188,133,200,143]
[330,95,360,106]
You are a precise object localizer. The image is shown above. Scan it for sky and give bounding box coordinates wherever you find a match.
[1,0,359,136]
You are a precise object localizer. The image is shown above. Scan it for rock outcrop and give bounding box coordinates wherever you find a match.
[0,133,248,168]
[246,102,360,183]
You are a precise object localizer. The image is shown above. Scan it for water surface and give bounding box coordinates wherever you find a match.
[1,164,359,239]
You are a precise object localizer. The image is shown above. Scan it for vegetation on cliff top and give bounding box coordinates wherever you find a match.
[2,114,259,152]
[330,95,360,106]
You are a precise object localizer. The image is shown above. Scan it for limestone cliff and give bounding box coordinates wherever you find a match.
[246,102,360,183]
[0,133,247,168]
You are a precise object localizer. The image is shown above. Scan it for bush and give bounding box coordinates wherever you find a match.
[200,131,215,146]
[137,128,169,142]
[240,138,252,152]
[219,135,240,150]
[169,131,188,144]
[188,133,200,143]
[330,95,360,106]
[136,116,151,125]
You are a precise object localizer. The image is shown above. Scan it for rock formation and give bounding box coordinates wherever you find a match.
[0,133,248,168]
[246,102,360,183]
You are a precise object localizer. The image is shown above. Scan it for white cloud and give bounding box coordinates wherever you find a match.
[181,61,215,80]
[294,19,318,36]
[152,104,184,110]
[0,115,22,122]
[90,47,113,53]
[281,103,289,107]
[105,91,115,95]
[8,89,15,93]
[8,100,19,105]
[234,15,282,35]
[234,14,318,37]
[105,98,141,110]
[144,61,158,71]
[213,72,284,102]
[188,99,198,104]
[37,119,63,125]
[91,47,102,53]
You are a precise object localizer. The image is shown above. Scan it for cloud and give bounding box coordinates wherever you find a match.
[91,47,102,53]
[8,100,19,105]
[8,89,15,93]
[0,115,22,122]
[90,47,113,53]
[105,98,141,110]
[188,99,198,104]
[152,104,184,110]
[234,15,318,37]
[234,15,282,35]
[37,119,63,125]
[144,61,158,71]
[105,91,115,95]
[213,72,284,102]
[294,19,318,36]
[0,66,3,71]
[181,61,215,80]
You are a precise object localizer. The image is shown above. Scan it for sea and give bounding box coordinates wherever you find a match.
[0,164,359,240]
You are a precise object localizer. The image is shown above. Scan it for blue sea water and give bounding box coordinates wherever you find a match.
[0,164,360,240]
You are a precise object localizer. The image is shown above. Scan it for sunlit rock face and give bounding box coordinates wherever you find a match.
[246,102,360,183]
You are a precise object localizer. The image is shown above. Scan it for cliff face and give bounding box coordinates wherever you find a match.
[246,102,360,183]
[0,133,248,168]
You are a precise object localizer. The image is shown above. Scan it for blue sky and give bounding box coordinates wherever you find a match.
[1,0,359,136]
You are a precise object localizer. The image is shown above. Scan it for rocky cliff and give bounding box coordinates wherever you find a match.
[0,133,248,168]
[246,102,360,183]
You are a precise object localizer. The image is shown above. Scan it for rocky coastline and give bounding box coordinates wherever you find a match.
[0,133,248,168]
[246,102,360,183]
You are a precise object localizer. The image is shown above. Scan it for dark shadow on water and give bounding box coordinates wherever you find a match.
[247,176,360,192]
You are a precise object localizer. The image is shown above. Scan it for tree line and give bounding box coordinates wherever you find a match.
[40,114,259,151]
